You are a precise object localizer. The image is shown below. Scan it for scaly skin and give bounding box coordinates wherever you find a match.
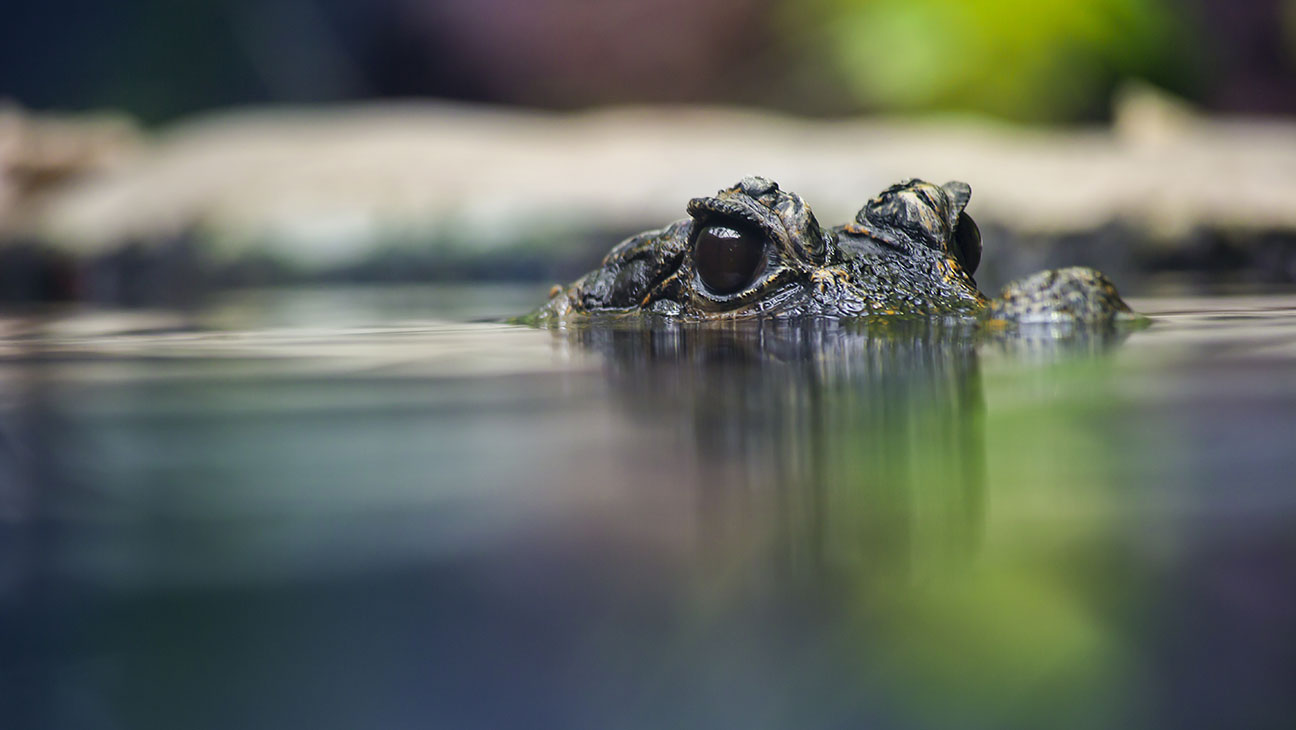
[523,177,1134,325]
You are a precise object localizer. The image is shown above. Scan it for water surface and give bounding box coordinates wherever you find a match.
[2,286,1295,729]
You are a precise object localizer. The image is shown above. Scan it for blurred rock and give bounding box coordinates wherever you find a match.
[0,103,141,232]
[4,93,1296,300]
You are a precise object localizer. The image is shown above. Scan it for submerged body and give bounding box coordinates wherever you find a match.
[526,177,1133,325]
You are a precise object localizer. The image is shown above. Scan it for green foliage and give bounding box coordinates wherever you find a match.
[786,0,1201,121]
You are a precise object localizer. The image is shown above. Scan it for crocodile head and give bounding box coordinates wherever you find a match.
[525,177,1131,325]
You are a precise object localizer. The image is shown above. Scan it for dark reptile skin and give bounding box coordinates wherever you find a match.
[524,177,1133,326]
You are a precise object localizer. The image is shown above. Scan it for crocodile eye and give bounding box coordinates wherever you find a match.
[694,224,765,296]
[952,211,981,275]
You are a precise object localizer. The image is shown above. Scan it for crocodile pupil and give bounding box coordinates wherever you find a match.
[695,225,764,295]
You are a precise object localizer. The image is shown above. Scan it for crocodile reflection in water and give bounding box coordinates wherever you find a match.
[558,317,1136,572]
[525,177,1136,325]
[565,319,988,571]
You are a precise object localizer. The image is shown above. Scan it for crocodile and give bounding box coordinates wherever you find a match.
[523,177,1135,325]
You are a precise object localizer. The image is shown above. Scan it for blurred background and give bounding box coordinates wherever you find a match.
[8,0,1294,121]
[1,0,1296,302]
[5,5,1296,730]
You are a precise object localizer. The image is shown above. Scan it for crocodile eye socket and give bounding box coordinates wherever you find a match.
[694,224,765,296]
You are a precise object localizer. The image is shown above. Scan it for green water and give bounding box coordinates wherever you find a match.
[2,286,1294,729]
